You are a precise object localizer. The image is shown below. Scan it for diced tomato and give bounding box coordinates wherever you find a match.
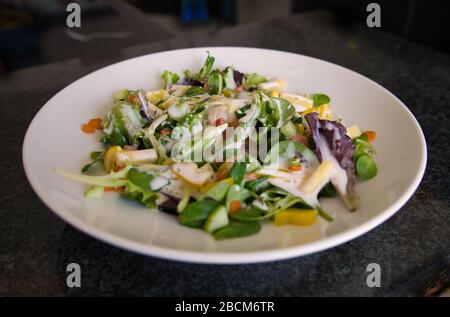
[362,130,376,142]
[81,123,95,134]
[215,118,225,126]
[88,118,102,130]
[235,86,243,93]
[204,82,209,89]
[229,200,241,214]
[288,165,302,172]
[104,186,125,192]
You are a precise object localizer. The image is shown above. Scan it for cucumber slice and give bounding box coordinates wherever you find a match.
[199,181,230,202]
[281,121,297,137]
[204,205,229,233]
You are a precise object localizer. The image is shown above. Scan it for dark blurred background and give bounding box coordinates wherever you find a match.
[0,0,449,73]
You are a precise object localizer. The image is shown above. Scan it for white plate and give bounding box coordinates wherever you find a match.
[23,47,427,264]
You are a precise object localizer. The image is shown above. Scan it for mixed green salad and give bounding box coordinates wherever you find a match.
[57,53,378,240]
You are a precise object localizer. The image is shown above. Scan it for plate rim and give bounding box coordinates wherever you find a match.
[22,47,428,264]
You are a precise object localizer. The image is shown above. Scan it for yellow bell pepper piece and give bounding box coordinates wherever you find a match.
[104,146,123,172]
[301,103,331,120]
[301,161,333,194]
[145,89,169,105]
[274,209,318,226]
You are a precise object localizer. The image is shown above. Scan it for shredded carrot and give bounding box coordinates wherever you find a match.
[104,186,125,192]
[229,200,241,214]
[203,82,209,89]
[235,86,243,93]
[363,131,377,142]
[88,118,102,130]
[81,123,95,134]
[288,165,302,172]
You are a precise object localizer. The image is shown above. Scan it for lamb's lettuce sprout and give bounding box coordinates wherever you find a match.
[172,123,228,163]
[206,69,223,95]
[81,151,104,174]
[122,168,161,208]
[312,93,330,107]
[102,102,146,147]
[245,175,270,193]
[161,70,180,88]
[243,73,267,90]
[269,97,296,128]
[238,103,260,125]
[55,165,132,187]
[184,86,207,97]
[254,92,295,128]
[223,67,237,90]
[146,114,168,163]
[56,166,162,209]
[213,221,261,240]
[263,140,319,167]
[195,52,215,82]
[229,162,246,186]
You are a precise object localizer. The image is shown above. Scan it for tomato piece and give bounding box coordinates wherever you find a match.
[215,118,225,126]
[81,123,95,134]
[104,186,125,192]
[288,165,302,171]
[88,118,102,130]
[229,200,241,214]
[362,131,376,142]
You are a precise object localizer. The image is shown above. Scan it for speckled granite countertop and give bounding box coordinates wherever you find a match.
[0,11,449,296]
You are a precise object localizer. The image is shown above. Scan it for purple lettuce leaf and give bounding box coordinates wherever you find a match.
[159,193,180,215]
[137,90,152,122]
[233,69,244,87]
[305,112,357,211]
[179,78,204,86]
